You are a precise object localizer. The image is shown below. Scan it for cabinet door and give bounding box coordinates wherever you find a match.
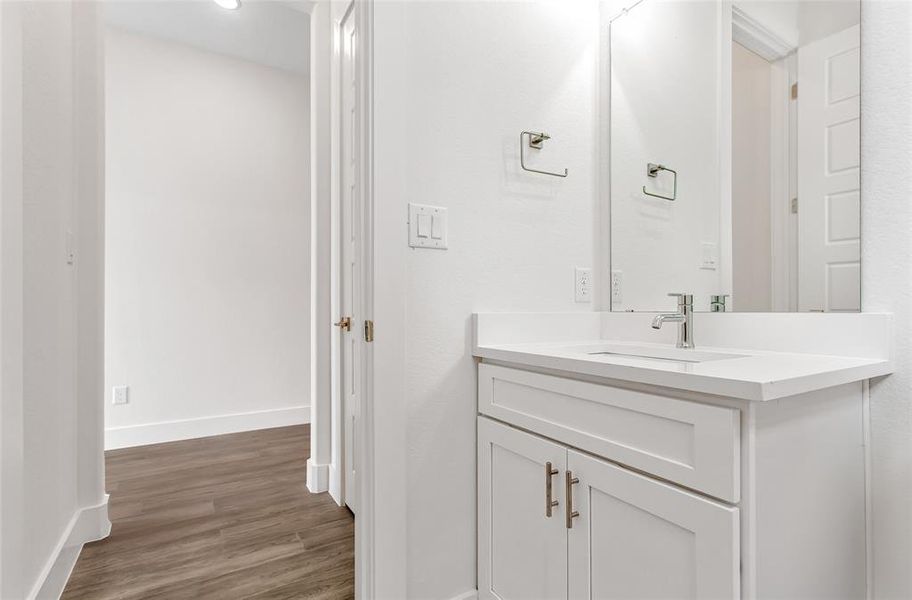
[478,417,568,600]
[567,450,739,599]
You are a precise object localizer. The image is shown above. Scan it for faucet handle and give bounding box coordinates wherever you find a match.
[710,294,730,313]
[667,293,693,306]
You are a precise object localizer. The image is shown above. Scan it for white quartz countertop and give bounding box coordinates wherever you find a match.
[473,340,893,401]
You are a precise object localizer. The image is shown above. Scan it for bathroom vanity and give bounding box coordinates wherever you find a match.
[474,312,892,599]
[476,0,881,596]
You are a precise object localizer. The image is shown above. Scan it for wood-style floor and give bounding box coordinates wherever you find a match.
[62,425,354,600]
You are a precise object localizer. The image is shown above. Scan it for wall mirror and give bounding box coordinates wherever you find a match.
[606,0,861,313]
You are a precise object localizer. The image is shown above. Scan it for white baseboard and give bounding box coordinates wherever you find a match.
[30,494,110,600]
[306,458,330,493]
[450,591,478,600]
[105,405,310,450]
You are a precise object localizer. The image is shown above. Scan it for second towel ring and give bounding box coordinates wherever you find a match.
[643,163,676,201]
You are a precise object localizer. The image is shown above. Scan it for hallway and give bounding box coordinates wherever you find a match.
[61,426,353,599]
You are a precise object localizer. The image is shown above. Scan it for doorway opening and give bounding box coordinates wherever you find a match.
[730,3,860,312]
[62,2,358,598]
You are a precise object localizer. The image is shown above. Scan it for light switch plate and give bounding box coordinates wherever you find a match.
[409,204,448,249]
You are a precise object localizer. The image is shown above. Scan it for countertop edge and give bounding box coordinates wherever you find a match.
[474,346,893,402]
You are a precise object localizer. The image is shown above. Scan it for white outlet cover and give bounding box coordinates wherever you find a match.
[112,385,129,405]
[700,242,718,270]
[575,267,592,303]
[409,203,448,249]
[611,270,623,305]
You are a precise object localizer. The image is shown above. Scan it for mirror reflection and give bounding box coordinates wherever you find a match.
[608,0,860,313]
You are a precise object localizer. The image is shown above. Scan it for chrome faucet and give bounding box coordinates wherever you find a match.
[652,293,694,349]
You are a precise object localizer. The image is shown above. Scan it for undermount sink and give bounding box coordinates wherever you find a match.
[575,343,749,364]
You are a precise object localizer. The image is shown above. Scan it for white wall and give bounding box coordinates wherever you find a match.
[21,2,78,590]
[104,28,311,448]
[731,42,772,311]
[373,1,599,597]
[609,0,727,312]
[1,2,108,597]
[861,1,912,597]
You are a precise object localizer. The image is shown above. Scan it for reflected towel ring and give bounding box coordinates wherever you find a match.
[643,163,676,201]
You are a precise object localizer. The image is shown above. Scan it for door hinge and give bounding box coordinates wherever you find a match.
[791,82,798,99]
[364,319,374,342]
[791,197,798,214]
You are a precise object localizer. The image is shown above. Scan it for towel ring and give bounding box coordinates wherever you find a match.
[520,131,568,178]
[642,163,676,201]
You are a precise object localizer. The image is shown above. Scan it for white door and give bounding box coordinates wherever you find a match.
[567,450,739,600]
[340,2,361,513]
[797,25,860,312]
[478,417,568,600]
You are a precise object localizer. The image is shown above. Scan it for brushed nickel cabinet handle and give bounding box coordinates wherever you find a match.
[545,462,559,517]
[566,470,580,529]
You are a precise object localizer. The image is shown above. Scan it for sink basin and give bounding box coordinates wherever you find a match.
[574,343,749,364]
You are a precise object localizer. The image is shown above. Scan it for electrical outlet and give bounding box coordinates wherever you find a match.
[575,267,592,303]
[611,270,623,305]
[112,385,129,405]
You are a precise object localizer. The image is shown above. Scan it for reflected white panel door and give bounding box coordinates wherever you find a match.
[797,25,860,312]
[567,450,739,600]
[478,418,568,600]
[340,3,361,513]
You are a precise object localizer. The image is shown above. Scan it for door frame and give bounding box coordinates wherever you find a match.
[326,0,378,596]
[353,0,378,594]
[769,53,797,312]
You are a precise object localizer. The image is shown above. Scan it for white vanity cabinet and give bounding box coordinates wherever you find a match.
[478,417,739,600]
[477,361,870,600]
[477,418,568,600]
[567,449,739,599]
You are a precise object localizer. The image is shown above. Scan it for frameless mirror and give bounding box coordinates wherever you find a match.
[607,0,861,313]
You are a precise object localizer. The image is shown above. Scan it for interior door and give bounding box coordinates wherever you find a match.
[797,25,860,312]
[478,417,568,600]
[340,2,361,513]
[567,450,739,600]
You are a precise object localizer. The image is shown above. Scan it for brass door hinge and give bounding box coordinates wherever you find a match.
[791,197,798,214]
[364,320,374,342]
[791,82,798,99]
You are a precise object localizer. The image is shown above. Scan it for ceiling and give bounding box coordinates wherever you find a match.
[736,0,859,48]
[104,0,311,76]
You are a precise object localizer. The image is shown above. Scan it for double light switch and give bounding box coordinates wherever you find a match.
[409,203,448,249]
